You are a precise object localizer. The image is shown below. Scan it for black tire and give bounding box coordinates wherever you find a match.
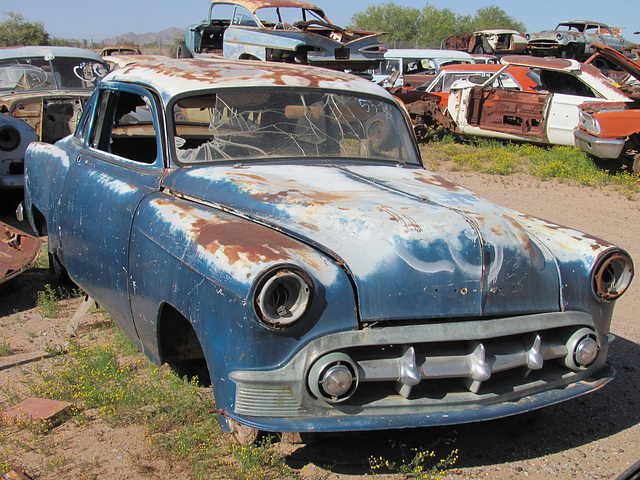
[177,41,193,59]
[48,251,71,284]
[633,153,640,174]
[473,45,485,54]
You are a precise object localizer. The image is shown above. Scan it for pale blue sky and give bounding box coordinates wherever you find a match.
[4,0,639,42]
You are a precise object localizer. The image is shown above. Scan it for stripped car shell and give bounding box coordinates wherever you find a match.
[444,29,528,56]
[179,0,386,72]
[0,46,108,189]
[390,63,538,140]
[412,55,632,146]
[23,57,633,436]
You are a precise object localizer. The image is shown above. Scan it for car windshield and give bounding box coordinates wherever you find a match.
[256,7,325,27]
[172,89,418,165]
[0,55,108,92]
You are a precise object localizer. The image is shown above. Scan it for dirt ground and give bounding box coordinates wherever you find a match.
[0,171,639,480]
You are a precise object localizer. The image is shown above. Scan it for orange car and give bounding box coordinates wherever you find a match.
[574,43,640,171]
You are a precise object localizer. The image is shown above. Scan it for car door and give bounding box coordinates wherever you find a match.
[58,84,165,341]
[541,70,600,145]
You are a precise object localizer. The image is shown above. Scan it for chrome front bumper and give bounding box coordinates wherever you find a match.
[574,129,625,159]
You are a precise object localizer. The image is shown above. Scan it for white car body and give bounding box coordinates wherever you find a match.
[447,56,630,146]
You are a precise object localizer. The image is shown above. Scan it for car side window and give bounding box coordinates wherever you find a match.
[538,70,596,98]
[90,89,159,164]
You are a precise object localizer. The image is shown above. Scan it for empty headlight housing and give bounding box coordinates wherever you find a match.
[592,249,634,302]
[254,268,312,328]
[0,125,21,152]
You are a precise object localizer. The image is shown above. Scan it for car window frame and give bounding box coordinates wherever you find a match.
[83,83,166,170]
[167,86,423,168]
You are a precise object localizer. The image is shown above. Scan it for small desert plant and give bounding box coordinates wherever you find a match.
[0,337,10,356]
[36,284,60,318]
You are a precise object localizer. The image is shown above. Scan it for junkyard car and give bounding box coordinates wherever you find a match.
[416,55,631,146]
[177,0,387,72]
[102,54,170,71]
[575,43,640,171]
[444,29,528,55]
[391,63,539,141]
[526,20,630,61]
[0,46,108,189]
[100,46,142,56]
[23,58,633,438]
[371,49,475,88]
[0,220,41,288]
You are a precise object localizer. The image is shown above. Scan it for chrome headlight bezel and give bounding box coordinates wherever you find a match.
[592,249,634,302]
[253,267,313,329]
[578,110,601,135]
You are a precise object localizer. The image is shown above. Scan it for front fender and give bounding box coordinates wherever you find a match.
[128,192,358,414]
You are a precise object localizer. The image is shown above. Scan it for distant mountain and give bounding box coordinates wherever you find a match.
[102,27,184,46]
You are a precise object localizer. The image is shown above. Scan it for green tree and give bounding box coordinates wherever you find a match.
[416,4,472,48]
[350,2,421,46]
[0,11,49,47]
[350,3,526,48]
[471,5,526,33]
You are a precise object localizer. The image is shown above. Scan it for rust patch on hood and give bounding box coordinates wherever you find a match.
[192,218,300,266]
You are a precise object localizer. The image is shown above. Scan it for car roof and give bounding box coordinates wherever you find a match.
[0,45,104,61]
[441,63,505,72]
[213,0,325,16]
[384,49,473,60]
[474,29,522,35]
[104,57,392,104]
[557,20,609,27]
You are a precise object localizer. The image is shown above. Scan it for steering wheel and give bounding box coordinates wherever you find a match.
[7,65,47,89]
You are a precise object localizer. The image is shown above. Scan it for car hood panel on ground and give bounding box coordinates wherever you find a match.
[163,164,562,321]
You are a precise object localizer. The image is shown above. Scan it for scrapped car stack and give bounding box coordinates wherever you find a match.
[19,57,633,441]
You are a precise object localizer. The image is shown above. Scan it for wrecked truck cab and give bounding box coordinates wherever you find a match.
[23,57,633,438]
[178,0,387,72]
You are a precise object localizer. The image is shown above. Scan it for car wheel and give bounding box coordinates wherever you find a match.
[561,45,577,59]
[48,251,71,284]
[632,153,640,174]
[177,42,193,59]
[473,45,485,54]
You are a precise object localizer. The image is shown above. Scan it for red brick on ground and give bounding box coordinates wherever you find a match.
[1,397,72,426]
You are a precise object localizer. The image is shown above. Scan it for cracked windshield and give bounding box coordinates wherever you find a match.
[172,89,419,164]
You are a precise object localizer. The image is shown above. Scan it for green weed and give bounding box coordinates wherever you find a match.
[35,284,60,318]
[420,140,640,199]
[0,337,10,357]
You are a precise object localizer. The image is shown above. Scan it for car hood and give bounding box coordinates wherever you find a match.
[163,164,563,322]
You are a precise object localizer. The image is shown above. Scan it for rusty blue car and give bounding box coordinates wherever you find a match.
[177,0,387,72]
[23,57,633,441]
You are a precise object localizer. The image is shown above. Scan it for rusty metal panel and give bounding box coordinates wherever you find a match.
[468,87,548,137]
[0,222,41,287]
